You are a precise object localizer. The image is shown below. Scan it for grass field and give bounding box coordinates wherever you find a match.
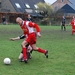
[0,25,75,75]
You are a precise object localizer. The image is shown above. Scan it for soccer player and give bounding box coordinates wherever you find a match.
[15,17,48,63]
[71,16,75,35]
[26,14,32,21]
[61,16,66,31]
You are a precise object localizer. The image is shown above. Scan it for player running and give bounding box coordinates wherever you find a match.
[11,17,48,63]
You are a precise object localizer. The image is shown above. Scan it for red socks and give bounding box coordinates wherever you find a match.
[37,48,46,54]
[22,47,27,60]
[22,47,46,60]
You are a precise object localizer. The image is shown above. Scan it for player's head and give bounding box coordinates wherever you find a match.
[73,16,75,19]
[16,17,23,25]
[62,16,65,19]
[28,14,31,18]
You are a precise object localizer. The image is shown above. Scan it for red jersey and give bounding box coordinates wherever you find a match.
[20,21,40,36]
[71,19,75,26]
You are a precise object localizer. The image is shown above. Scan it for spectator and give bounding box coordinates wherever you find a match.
[26,14,32,21]
[2,16,6,25]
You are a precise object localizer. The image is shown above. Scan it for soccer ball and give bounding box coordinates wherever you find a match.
[3,58,11,65]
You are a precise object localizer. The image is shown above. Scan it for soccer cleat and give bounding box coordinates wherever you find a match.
[19,58,24,62]
[45,50,48,58]
[24,59,28,63]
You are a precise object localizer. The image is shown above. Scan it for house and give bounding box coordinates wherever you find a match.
[52,0,75,14]
[52,0,70,11]
[0,0,45,16]
[60,4,75,13]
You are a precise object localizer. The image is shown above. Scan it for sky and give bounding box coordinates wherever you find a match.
[44,0,57,4]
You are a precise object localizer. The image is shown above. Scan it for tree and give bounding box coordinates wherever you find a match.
[36,2,53,25]
[36,2,53,18]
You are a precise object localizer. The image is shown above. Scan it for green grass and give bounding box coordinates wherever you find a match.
[0,25,75,75]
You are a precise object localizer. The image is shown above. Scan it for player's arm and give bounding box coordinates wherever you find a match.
[69,19,74,25]
[10,34,25,41]
[28,22,41,37]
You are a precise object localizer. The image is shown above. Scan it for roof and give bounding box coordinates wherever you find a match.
[58,0,75,13]
[9,0,44,17]
[60,4,75,13]
[10,0,25,12]
[10,0,45,13]
[69,0,75,5]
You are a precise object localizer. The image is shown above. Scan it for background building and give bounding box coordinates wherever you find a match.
[0,0,45,16]
[0,0,45,23]
[52,0,75,15]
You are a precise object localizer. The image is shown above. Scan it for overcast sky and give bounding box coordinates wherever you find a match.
[44,0,57,4]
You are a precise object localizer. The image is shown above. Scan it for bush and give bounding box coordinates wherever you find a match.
[40,18,50,25]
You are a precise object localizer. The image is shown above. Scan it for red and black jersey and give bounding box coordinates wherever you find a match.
[20,21,40,36]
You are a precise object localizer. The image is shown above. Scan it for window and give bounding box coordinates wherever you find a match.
[55,7,58,11]
[35,9,39,13]
[34,5,38,9]
[15,3,21,8]
[25,4,30,8]
[25,9,33,13]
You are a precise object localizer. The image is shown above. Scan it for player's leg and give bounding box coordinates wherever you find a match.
[18,45,32,62]
[19,47,33,62]
[61,25,63,30]
[21,40,28,63]
[31,44,48,58]
[18,53,23,60]
[28,33,48,58]
[27,45,32,52]
[18,52,24,62]
[27,45,32,59]
[64,25,66,31]
[18,51,23,60]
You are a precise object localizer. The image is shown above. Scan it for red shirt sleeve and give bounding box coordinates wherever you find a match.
[28,22,40,32]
